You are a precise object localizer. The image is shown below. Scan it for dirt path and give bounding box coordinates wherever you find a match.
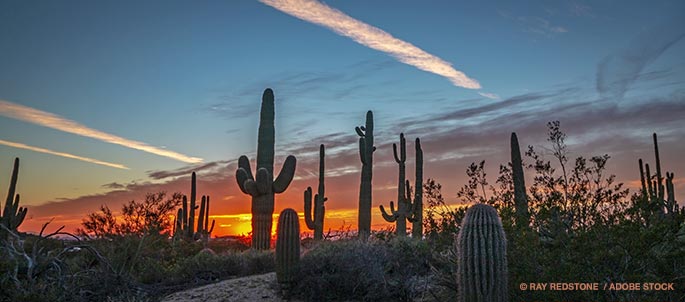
[161,272,293,302]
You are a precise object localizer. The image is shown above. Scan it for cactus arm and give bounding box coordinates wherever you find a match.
[208,220,215,234]
[4,158,19,218]
[355,126,365,137]
[197,196,206,233]
[236,155,254,194]
[304,187,316,230]
[205,196,210,232]
[639,159,647,199]
[358,138,367,165]
[273,155,297,194]
[645,164,654,199]
[380,202,398,222]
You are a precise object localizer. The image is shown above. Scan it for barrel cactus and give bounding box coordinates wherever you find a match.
[236,89,297,249]
[276,208,300,297]
[456,203,508,302]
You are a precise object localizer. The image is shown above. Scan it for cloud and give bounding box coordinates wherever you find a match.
[499,11,568,37]
[478,92,501,100]
[147,160,229,180]
[0,100,202,163]
[0,139,128,169]
[596,15,685,101]
[259,0,481,89]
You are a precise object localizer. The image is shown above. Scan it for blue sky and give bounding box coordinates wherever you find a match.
[1,0,684,234]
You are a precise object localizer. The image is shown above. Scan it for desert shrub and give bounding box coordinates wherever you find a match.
[292,238,432,301]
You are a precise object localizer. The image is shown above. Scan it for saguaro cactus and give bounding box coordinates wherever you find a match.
[380,133,411,236]
[356,110,375,241]
[511,132,529,227]
[276,208,300,297]
[456,203,508,302]
[304,144,327,240]
[638,133,678,216]
[174,172,214,241]
[236,89,297,249]
[2,158,28,234]
[409,138,423,239]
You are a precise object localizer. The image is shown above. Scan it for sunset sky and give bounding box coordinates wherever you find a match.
[1,0,684,237]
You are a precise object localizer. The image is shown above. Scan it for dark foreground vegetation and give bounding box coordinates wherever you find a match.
[2,88,683,301]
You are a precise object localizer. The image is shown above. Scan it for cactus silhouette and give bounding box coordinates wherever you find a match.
[1,158,27,235]
[304,144,327,240]
[456,203,508,302]
[276,208,300,298]
[511,132,529,228]
[356,110,375,241]
[380,133,411,236]
[409,137,423,239]
[638,133,678,216]
[174,172,214,241]
[236,89,297,249]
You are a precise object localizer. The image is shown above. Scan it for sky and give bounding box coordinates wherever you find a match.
[1,0,684,237]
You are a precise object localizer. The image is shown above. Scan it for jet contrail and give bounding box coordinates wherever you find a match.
[0,100,203,163]
[260,0,481,89]
[0,139,129,170]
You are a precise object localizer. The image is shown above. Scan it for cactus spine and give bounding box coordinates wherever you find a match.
[456,203,508,302]
[638,133,678,216]
[2,158,27,235]
[304,144,327,240]
[276,208,300,297]
[511,132,529,227]
[356,110,375,241]
[236,89,297,249]
[174,172,214,241]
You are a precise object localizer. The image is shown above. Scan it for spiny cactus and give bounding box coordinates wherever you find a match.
[276,208,300,297]
[456,203,508,302]
[511,132,529,228]
[236,89,297,249]
[174,172,214,241]
[2,158,28,235]
[356,110,375,241]
[304,144,327,240]
[638,133,678,216]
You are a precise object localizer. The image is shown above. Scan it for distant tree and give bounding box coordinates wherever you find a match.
[77,191,183,238]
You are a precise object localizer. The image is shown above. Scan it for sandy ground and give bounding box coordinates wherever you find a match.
[161,272,295,302]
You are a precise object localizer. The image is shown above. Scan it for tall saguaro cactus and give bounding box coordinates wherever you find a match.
[356,110,375,240]
[276,208,300,298]
[2,158,28,235]
[456,203,508,302]
[511,133,529,227]
[409,138,423,239]
[236,89,297,249]
[304,144,327,240]
[380,133,410,236]
[638,133,678,216]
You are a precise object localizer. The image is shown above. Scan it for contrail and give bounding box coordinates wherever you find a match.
[0,100,203,163]
[260,0,481,89]
[0,139,129,170]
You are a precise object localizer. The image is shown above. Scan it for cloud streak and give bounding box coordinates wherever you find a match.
[259,0,481,89]
[0,100,202,163]
[0,139,129,169]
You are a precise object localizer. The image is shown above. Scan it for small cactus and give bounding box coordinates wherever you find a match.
[1,158,28,235]
[304,144,327,240]
[276,208,300,297]
[638,133,678,216]
[511,132,529,228]
[174,172,214,241]
[456,203,508,302]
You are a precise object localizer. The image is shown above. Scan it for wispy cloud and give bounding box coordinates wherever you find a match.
[0,100,202,163]
[478,92,501,100]
[0,139,128,169]
[499,11,568,37]
[596,15,685,101]
[259,0,481,89]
